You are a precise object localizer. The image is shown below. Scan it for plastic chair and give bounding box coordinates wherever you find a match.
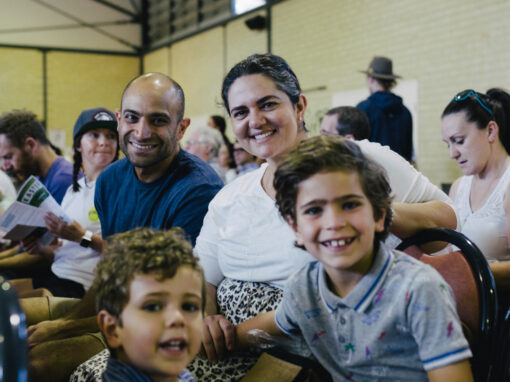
[396,228,498,382]
[0,276,28,382]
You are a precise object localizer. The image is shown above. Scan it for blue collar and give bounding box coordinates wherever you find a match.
[318,243,393,313]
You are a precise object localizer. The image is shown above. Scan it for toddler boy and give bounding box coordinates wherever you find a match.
[236,136,473,381]
[95,227,203,382]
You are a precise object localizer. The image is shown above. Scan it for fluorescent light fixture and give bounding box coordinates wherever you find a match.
[232,0,266,15]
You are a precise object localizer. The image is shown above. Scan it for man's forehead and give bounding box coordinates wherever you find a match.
[122,82,180,114]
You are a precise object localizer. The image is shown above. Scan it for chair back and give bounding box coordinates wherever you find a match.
[397,228,498,382]
[0,277,28,382]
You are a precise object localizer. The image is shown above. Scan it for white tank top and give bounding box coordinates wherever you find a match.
[455,165,510,261]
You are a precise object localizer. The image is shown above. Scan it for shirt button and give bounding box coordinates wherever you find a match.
[340,316,346,325]
[338,335,346,343]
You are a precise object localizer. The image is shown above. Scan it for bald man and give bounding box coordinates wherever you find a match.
[95,72,223,244]
[25,73,223,382]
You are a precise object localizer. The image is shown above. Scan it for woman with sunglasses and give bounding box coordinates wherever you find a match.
[187,53,460,381]
[442,88,510,288]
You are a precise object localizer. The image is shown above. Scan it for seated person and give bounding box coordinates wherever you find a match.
[194,53,458,381]
[232,140,259,177]
[441,89,510,292]
[232,136,473,381]
[0,107,118,298]
[185,125,227,182]
[74,227,204,382]
[320,106,371,140]
[217,144,237,184]
[0,109,74,204]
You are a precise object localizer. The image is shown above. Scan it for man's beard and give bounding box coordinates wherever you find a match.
[13,151,41,182]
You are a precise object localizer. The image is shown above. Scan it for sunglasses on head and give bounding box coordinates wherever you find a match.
[452,90,493,116]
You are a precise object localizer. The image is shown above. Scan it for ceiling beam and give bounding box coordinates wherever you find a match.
[92,0,139,20]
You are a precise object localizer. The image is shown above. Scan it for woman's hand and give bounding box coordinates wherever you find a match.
[44,212,85,243]
[201,314,236,363]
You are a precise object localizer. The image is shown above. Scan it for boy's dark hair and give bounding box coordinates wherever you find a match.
[326,106,371,140]
[0,109,51,148]
[94,227,205,323]
[274,135,393,244]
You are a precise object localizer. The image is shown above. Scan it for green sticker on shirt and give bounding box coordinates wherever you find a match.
[88,207,99,222]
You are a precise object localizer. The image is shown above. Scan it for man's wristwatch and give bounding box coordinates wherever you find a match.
[80,230,93,248]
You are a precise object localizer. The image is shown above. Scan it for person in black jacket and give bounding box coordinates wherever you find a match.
[357,56,414,162]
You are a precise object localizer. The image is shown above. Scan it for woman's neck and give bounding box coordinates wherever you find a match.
[261,131,307,199]
[82,162,104,183]
[261,162,277,200]
[477,145,510,181]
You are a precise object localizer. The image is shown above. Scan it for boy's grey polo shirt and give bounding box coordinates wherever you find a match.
[275,244,471,381]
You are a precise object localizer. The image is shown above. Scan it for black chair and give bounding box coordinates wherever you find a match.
[0,276,28,382]
[397,228,498,382]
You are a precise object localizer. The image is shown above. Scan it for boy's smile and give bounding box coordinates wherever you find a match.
[114,267,203,382]
[292,170,385,294]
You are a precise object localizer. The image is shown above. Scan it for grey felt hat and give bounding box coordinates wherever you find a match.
[360,56,401,80]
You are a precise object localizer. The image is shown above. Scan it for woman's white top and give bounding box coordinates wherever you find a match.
[196,140,454,289]
[51,178,101,290]
[454,164,510,261]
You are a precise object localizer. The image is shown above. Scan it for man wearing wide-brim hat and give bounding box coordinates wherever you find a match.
[357,56,414,162]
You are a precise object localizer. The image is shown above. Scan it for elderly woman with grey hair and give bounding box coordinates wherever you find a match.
[185,125,227,182]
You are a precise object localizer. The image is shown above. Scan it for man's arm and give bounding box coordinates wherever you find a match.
[391,200,457,238]
[426,360,473,382]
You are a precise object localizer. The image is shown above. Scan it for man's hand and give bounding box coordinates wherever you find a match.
[44,212,85,243]
[27,319,67,348]
[201,314,236,363]
[21,235,43,255]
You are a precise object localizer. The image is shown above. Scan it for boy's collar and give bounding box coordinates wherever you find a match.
[318,244,394,314]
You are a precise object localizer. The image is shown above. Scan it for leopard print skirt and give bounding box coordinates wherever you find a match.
[188,278,283,382]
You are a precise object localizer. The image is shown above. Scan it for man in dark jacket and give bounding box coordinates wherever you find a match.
[357,56,414,162]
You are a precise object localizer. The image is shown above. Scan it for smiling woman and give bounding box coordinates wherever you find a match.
[189,53,459,381]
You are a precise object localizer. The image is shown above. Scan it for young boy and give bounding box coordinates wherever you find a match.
[235,136,473,381]
[94,227,203,382]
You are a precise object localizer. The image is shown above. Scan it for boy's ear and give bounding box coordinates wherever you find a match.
[284,215,305,247]
[375,209,387,233]
[97,310,122,349]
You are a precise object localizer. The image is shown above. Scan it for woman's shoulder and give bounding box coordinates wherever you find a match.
[212,163,266,200]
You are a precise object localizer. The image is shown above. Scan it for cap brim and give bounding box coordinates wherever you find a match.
[359,70,401,79]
